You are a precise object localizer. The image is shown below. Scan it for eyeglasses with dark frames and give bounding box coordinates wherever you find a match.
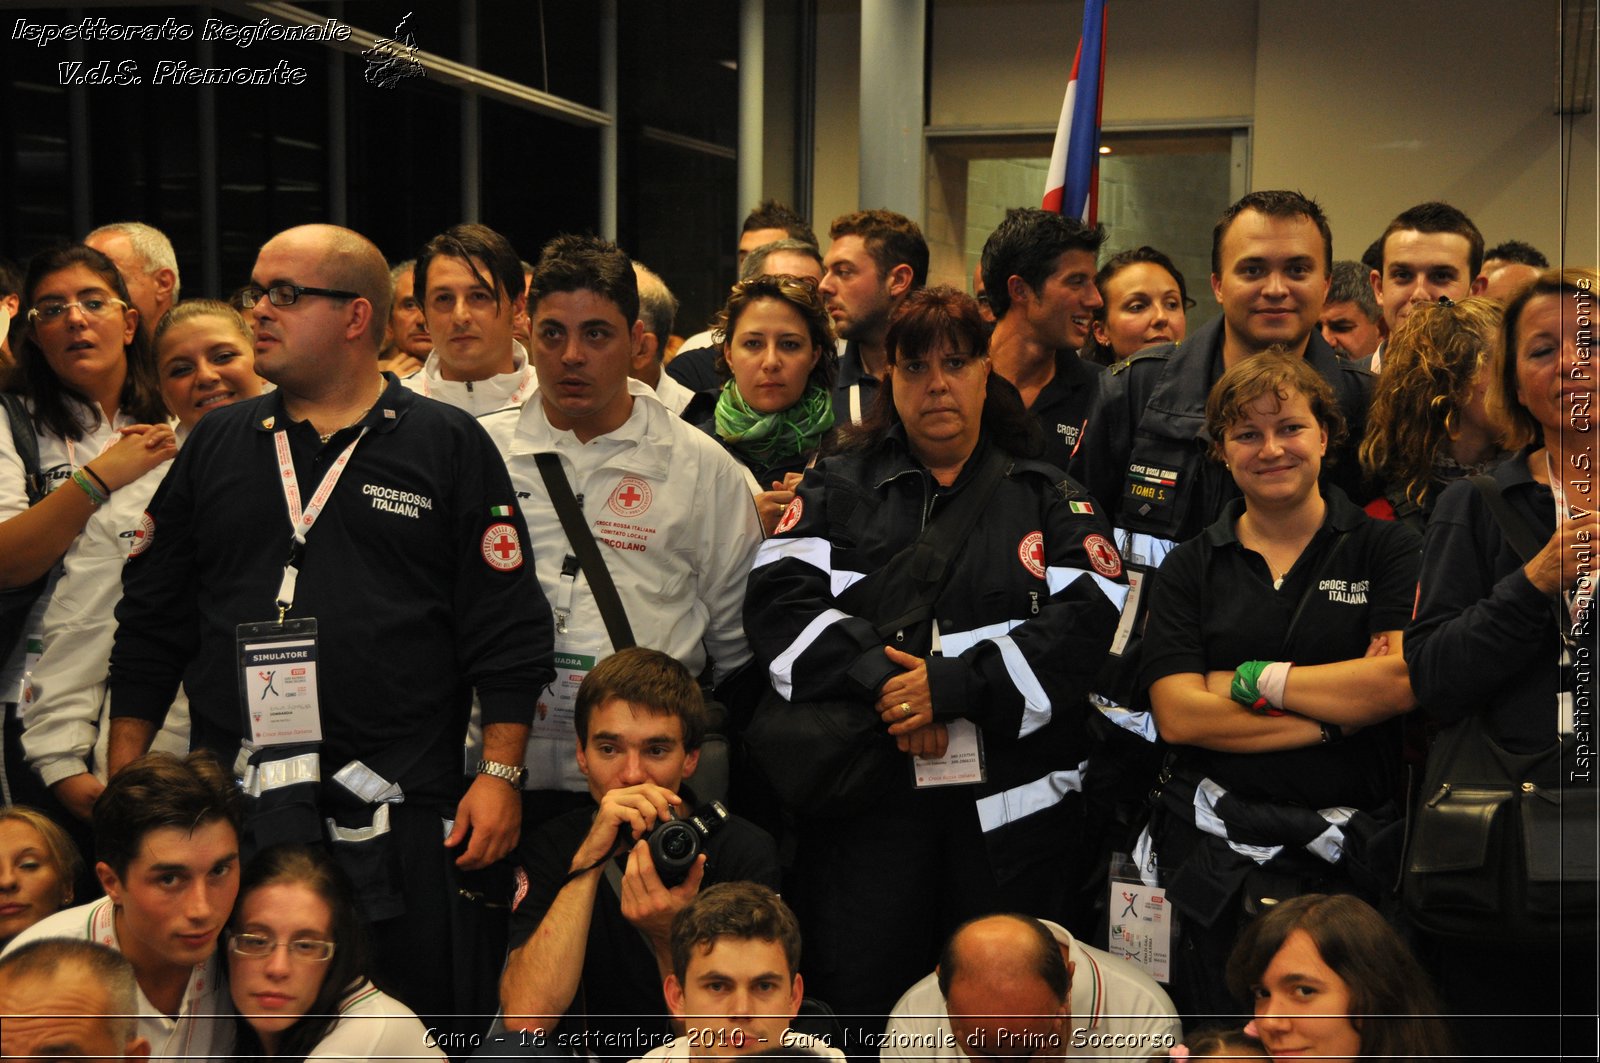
[234,284,361,310]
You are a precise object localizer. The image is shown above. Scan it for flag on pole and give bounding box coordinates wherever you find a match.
[1042,0,1107,223]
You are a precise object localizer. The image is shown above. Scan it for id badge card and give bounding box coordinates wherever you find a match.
[237,618,323,746]
[912,718,987,788]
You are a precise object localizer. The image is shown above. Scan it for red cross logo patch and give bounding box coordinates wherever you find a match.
[1083,533,1123,579]
[1018,530,1045,579]
[774,496,804,535]
[128,511,156,557]
[481,522,524,571]
[607,475,653,518]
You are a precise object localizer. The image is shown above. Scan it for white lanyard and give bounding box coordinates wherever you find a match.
[273,426,368,619]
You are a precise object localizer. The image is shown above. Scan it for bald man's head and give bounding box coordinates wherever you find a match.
[263,224,391,348]
[937,915,1072,1061]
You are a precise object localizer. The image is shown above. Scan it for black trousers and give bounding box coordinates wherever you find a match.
[785,783,1079,1046]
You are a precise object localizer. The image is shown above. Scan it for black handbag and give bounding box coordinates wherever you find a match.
[743,447,1008,820]
[0,393,50,669]
[1401,475,1599,940]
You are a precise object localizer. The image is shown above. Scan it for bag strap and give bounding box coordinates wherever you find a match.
[0,393,44,504]
[1470,473,1577,651]
[1469,474,1546,562]
[869,444,1010,637]
[1283,530,1351,647]
[533,452,636,650]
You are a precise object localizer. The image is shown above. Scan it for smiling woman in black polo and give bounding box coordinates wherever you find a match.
[1136,350,1421,1019]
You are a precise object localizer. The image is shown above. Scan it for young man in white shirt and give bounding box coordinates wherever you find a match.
[4,752,240,1063]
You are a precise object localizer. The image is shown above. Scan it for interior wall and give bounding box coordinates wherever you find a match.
[811,0,1597,284]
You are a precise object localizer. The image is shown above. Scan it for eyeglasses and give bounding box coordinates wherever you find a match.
[28,297,127,325]
[229,932,336,962]
[233,284,360,310]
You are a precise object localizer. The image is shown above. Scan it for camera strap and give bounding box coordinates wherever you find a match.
[599,849,662,958]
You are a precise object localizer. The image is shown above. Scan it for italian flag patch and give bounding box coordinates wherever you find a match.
[1069,500,1094,515]
[490,505,513,517]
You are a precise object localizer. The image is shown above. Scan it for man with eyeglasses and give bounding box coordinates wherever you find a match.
[3,752,241,1062]
[104,223,555,1045]
[981,207,1107,471]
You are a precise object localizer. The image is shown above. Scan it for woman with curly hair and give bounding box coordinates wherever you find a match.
[1359,296,1507,530]
[1226,893,1453,1063]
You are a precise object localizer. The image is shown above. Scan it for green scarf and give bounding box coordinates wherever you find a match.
[714,381,835,467]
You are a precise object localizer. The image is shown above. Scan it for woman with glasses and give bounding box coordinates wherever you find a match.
[701,274,837,535]
[0,245,175,829]
[744,287,1124,1026]
[228,844,440,1061]
[18,299,266,830]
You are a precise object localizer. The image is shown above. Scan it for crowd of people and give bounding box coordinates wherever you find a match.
[0,187,1592,1063]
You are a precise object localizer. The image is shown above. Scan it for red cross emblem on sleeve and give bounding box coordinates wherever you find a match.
[482,522,524,571]
[1018,531,1045,579]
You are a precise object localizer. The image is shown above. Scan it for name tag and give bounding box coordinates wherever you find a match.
[237,618,323,746]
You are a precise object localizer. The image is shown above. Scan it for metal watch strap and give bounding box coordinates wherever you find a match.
[476,758,527,787]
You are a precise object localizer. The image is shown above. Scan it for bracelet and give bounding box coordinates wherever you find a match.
[70,468,108,506]
[81,464,112,496]
[1320,722,1345,744]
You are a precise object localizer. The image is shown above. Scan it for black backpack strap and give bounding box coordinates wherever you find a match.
[533,452,636,650]
[0,394,43,504]
[1469,474,1546,562]
[869,444,1010,637]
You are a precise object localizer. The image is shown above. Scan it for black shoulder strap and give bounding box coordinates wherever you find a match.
[1284,530,1351,646]
[869,445,1010,637]
[0,393,43,504]
[1469,474,1546,562]
[534,452,636,650]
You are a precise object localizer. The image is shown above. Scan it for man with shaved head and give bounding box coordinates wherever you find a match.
[884,914,1179,1060]
[106,223,555,1042]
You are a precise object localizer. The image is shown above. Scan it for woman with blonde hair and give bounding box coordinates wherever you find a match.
[1359,296,1506,530]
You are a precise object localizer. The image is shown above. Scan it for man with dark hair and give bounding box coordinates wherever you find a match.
[981,207,1106,468]
[0,939,151,1061]
[628,882,844,1062]
[739,200,818,272]
[85,222,181,342]
[480,235,762,818]
[666,239,828,398]
[403,223,537,414]
[1473,238,1549,302]
[818,209,929,425]
[1368,200,1482,373]
[1318,260,1384,363]
[1072,189,1371,559]
[884,913,1179,1061]
[501,649,779,1063]
[106,223,554,1040]
[0,256,20,365]
[378,259,431,377]
[3,752,240,1060]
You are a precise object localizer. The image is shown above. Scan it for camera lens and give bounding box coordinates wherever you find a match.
[658,826,694,861]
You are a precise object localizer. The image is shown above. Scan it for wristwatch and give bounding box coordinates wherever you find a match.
[475,758,528,788]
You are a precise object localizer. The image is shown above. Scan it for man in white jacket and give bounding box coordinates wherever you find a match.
[479,234,761,810]
[401,223,537,415]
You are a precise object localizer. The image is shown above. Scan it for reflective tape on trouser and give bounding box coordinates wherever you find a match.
[333,760,404,804]
[243,752,321,797]
[325,801,392,843]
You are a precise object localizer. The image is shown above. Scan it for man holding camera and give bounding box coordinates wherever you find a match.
[500,649,780,1063]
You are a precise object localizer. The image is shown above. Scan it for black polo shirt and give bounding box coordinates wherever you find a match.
[1139,487,1420,809]
[1027,351,1103,473]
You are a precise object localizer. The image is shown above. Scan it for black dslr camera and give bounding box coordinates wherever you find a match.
[644,801,729,887]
